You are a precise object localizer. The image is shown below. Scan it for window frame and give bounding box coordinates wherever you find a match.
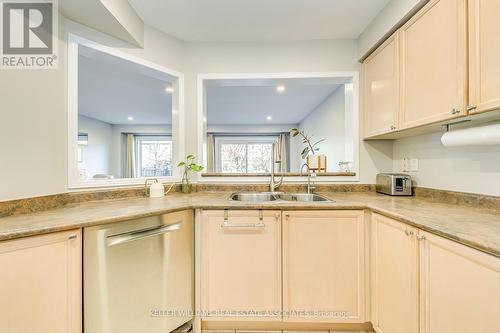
[214,135,278,173]
[197,72,360,183]
[135,135,173,178]
[67,34,185,189]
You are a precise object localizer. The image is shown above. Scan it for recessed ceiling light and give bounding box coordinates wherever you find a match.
[127,116,134,121]
[266,116,272,121]
[165,86,174,93]
[276,85,286,93]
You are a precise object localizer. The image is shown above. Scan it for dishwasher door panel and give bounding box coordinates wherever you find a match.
[84,210,194,333]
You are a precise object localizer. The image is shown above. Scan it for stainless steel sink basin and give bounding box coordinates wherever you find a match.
[278,193,331,202]
[229,192,331,202]
[229,192,279,202]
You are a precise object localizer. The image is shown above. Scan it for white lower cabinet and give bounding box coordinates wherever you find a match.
[0,229,82,333]
[372,213,500,333]
[371,213,418,333]
[282,210,366,323]
[200,209,500,333]
[200,210,282,321]
[200,210,367,324]
[419,230,500,333]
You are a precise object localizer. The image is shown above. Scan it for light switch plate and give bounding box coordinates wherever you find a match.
[410,158,419,172]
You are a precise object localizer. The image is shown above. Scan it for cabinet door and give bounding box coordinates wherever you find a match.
[371,214,418,333]
[419,231,500,333]
[283,210,365,323]
[363,31,400,138]
[201,210,282,321]
[469,0,500,114]
[400,0,467,129]
[0,230,82,333]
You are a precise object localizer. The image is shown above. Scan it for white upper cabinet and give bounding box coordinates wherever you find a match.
[399,0,468,129]
[468,0,500,114]
[363,32,400,138]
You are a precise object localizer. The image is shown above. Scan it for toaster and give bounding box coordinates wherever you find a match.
[376,173,413,196]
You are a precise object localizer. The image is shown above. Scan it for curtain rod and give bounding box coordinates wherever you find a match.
[207,132,289,136]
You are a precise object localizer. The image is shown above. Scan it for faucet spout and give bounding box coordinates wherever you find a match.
[270,142,284,192]
[300,163,316,194]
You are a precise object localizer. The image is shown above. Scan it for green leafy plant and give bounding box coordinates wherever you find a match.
[290,128,326,159]
[177,155,203,193]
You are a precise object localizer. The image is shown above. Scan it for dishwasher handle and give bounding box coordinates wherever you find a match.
[107,222,182,247]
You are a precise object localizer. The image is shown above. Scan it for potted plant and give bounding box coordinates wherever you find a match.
[290,128,327,172]
[177,154,204,194]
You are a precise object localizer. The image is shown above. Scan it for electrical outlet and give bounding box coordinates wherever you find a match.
[402,158,410,172]
[410,158,419,172]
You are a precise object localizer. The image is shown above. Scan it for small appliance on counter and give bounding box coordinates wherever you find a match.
[376,173,413,196]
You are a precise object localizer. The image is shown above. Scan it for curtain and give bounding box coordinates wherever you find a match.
[207,134,215,173]
[125,133,136,178]
[276,133,289,172]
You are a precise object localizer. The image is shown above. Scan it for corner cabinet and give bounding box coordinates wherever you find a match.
[363,31,400,138]
[419,230,500,333]
[200,210,282,321]
[399,0,468,129]
[371,213,418,333]
[282,210,366,323]
[468,0,500,114]
[371,214,500,333]
[0,230,82,333]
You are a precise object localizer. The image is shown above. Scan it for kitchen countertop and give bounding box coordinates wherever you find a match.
[0,191,499,258]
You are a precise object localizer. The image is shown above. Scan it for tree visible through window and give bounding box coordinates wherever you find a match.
[216,136,275,173]
[136,136,172,177]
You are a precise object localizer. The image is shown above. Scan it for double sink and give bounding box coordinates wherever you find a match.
[230,192,331,202]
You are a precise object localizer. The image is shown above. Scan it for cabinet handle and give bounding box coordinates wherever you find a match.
[404,229,414,236]
[221,222,266,228]
[467,105,477,113]
[390,125,396,131]
[284,213,290,218]
[451,108,461,115]
[68,234,78,240]
[416,234,426,241]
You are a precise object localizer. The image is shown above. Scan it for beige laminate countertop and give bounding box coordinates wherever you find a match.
[0,191,499,258]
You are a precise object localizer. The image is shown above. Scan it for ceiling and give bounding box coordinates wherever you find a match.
[128,0,390,42]
[207,79,341,125]
[78,45,173,125]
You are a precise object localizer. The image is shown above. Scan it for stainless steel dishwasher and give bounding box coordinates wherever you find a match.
[84,210,194,333]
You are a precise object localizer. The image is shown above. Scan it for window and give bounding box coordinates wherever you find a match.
[215,136,277,173]
[135,135,172,177]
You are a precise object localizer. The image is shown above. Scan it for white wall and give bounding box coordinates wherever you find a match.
[0,19,396,200]
[393,132,500,196]
[291,86,346,172]
[357,0,427,58]
[78,115,113,179]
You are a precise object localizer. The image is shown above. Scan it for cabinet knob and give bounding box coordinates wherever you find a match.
[416,234,426,241]
[390,125,396,131]
[451,108,461,115]
[404,229,414,236]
